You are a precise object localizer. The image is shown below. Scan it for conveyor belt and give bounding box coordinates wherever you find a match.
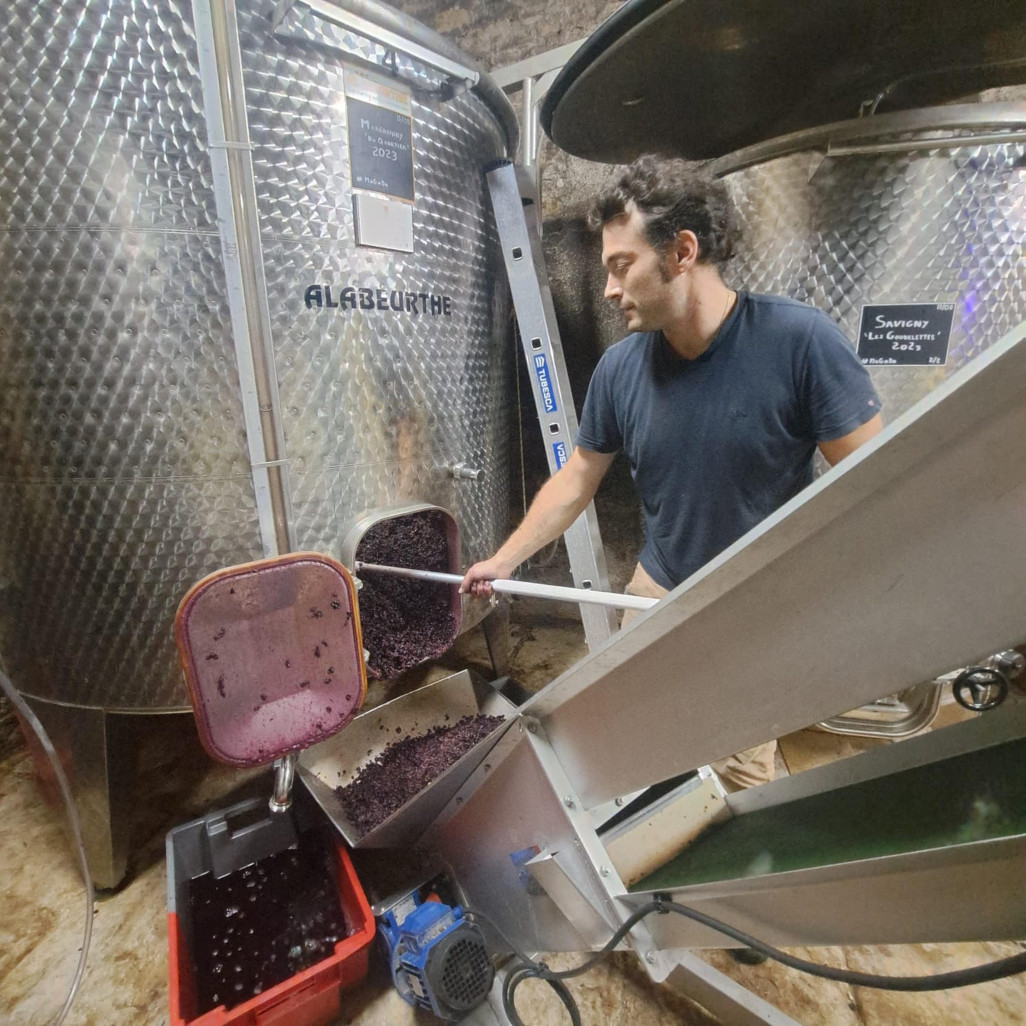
[631,737,1026,892]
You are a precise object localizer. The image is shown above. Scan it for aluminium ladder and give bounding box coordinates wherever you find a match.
[486,160,618,649]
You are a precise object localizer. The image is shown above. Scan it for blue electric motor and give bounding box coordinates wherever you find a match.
[379,892,494,1020]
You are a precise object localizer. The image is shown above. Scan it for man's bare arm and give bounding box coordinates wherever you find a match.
[460,447,616,596]
[818,413,883,466]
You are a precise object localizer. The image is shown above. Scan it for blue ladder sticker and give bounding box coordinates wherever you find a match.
[552,440,568,469]
[533,353,558,413]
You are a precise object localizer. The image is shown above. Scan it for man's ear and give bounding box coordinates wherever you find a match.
[670,229,700,275]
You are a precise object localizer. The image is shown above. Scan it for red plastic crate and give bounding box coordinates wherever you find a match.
[168,809,374,1026]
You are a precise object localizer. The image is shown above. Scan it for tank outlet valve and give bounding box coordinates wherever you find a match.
[268,752,298,814]
[450,463,483,481]
[952,666,1009,712]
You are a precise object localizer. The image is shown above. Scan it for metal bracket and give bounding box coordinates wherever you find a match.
[491,40,583,169]
[521,716,675,981]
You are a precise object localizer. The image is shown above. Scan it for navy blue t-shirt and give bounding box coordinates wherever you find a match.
[576,292,881,589]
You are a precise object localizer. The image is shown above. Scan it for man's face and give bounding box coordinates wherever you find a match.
[601,207,677,332]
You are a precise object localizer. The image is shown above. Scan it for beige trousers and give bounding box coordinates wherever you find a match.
[621,563,776,793]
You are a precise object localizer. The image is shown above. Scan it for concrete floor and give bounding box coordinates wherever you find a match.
[2,591,1025,1025]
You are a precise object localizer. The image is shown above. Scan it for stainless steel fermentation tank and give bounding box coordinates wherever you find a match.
[710,104,1026,423]
[0,0,517,885]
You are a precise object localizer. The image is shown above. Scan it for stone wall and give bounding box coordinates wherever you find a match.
[396,0,619,69]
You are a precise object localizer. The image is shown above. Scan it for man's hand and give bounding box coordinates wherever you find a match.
[459,447,615,599]
[459,555,516,598]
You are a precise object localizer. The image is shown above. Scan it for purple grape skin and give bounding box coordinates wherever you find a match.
[354,511,457,679]
[335,714,504,833]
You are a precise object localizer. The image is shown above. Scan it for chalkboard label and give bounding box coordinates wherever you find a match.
[344,68,415,202]
[857,303,954,366]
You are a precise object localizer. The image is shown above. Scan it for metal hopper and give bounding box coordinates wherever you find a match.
[299,670,515,848]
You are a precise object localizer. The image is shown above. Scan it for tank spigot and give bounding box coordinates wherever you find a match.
[269,751,298,813]
[451,463,483,481]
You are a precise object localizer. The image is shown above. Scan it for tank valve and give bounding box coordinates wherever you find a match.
[269,752,298,813]
[451,463,483,481]
[952,666,1009,712]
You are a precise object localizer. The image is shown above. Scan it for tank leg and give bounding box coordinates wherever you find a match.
[19,697,133,890]
[481,599,512,679]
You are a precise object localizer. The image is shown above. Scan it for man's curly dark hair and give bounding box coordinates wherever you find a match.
[587,155,741,269]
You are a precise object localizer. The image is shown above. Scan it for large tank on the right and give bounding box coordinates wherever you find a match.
[711,104,1026,420]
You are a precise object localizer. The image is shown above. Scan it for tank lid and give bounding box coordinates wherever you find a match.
[540,0,1026,163]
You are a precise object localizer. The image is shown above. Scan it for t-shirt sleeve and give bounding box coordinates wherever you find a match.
[800,315,882,442]
[575,349,623,453]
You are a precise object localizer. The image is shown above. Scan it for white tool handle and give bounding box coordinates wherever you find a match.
[354,562,658,612]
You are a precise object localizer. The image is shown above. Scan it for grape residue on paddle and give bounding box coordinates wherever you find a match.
[187,835,350,1015]
[335,714,504,833]
[354,510,457,678]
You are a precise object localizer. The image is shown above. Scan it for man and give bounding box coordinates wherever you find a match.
[461,155,883,790]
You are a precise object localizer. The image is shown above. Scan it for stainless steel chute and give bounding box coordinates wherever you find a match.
[299,669,515,849]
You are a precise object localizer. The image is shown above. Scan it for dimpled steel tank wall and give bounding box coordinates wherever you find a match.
[711,107,1026,422]
[0,0,515,884]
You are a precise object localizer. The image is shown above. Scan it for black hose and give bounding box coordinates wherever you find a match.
[658,900,1026,992]
[467,900,1026,1026]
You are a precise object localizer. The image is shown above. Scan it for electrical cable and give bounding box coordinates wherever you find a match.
[657,900,1026,991]
[0,668,94,1026]
[466,899,1026,1026]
